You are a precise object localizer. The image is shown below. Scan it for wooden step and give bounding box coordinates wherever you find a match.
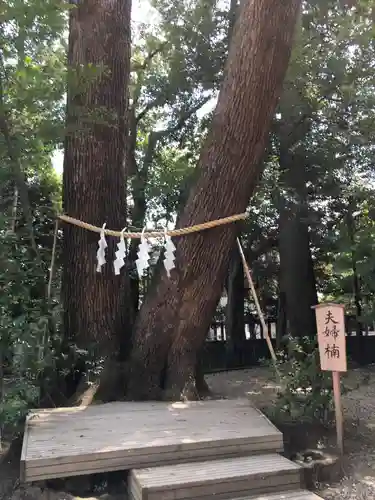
[129,453,303,500]
[21,399,283,482]
[231,491,325,499]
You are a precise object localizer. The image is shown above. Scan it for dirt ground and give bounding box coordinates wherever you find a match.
[2,366,375,499]
[207,366,375,499]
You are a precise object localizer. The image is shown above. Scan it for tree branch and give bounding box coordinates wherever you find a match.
[132,42,168,73]
[140,95,212,175]
[157,95,212,139]
[135,94,166,124]
[129,95,213,269]
[131,43,169,123]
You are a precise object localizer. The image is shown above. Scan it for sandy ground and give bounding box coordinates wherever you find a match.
[207,367,375,499]
[2,366,375,499]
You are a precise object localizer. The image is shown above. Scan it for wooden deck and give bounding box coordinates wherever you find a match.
[129,453,303,499]
[225,493,324,500]
[21,398,283,482]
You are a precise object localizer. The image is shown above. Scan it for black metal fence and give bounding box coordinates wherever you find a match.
[206,316,375,342]
[202,318,375,372]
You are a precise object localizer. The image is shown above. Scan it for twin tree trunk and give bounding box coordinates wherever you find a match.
[127,0,302,400]
[62,0,132,364]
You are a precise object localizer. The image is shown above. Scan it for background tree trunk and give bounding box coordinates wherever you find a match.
[346,200,363,336]
[225,248,246,367]
[276,290,287,348]
[278,202,318,338]
[126,0,302,400]
[62,0,132,363]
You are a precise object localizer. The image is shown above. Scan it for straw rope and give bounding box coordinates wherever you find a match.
[58,212,248,238]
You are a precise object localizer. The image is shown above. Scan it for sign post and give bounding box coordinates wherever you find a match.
[312,303,346,455]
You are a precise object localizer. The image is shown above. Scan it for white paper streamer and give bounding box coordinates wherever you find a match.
[96,223,107,273]
[136,227,150,277]
[114,228,127,275]
[163,228,176,277]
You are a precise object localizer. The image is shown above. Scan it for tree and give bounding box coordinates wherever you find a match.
[127,0,302,400]
[263,0,375,340]
[62,0,132,362]
[0,0,66,424]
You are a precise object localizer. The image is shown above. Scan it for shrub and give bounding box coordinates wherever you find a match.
[269,336,334,425]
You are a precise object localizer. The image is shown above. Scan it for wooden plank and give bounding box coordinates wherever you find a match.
[26,416,278,441]
[24,403,281,456]
[130,484,308,500]
[22,399,283,482]
[27,398,253,418]
[129,454,303,500]
[26,403,274,429]
[25,402,280,438]
[129,491,326,500]
[129,490,325,500]
[25,438,282,470]
[128,491,325,500]
[231,492,325,500]
[27,401,270,429]
[131,453,301,488]
[129,487,322,500]
[25,427,281,457]
[24,441,283,481]
[20,414,32,483]
[26,414,280,438]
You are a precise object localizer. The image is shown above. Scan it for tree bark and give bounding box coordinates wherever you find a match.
[278,201,318,338]
[225,248,246,368]
[126,0,302,400]
[62,0,132,360]
[276,290,287,348]
[346,202,363,336]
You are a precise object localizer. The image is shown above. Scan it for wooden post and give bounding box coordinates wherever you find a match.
[332,371,344,455]
[312,302,346,455]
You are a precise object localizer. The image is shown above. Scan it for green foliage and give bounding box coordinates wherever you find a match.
[323,191,375,323]
[147,147,194,221]
[0,224,58,429]
[129,0,228,230]
[270,337,334,425]
[0,0,65,431]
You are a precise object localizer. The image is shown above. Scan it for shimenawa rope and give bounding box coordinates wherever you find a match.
[58,212,248,238]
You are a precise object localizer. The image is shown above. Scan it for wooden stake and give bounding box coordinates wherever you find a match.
[48,219,59,303]
[236,238,281,384]
[332,370,344,455]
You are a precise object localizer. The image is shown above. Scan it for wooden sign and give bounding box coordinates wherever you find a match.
[312,302,346,455]
[313,303,347,372]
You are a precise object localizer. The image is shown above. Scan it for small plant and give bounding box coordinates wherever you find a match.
[269,336,334,425]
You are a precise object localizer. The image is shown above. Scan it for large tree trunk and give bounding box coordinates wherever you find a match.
[62,0,132,363]
[278,201,318,338]
[126,0,302,400]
